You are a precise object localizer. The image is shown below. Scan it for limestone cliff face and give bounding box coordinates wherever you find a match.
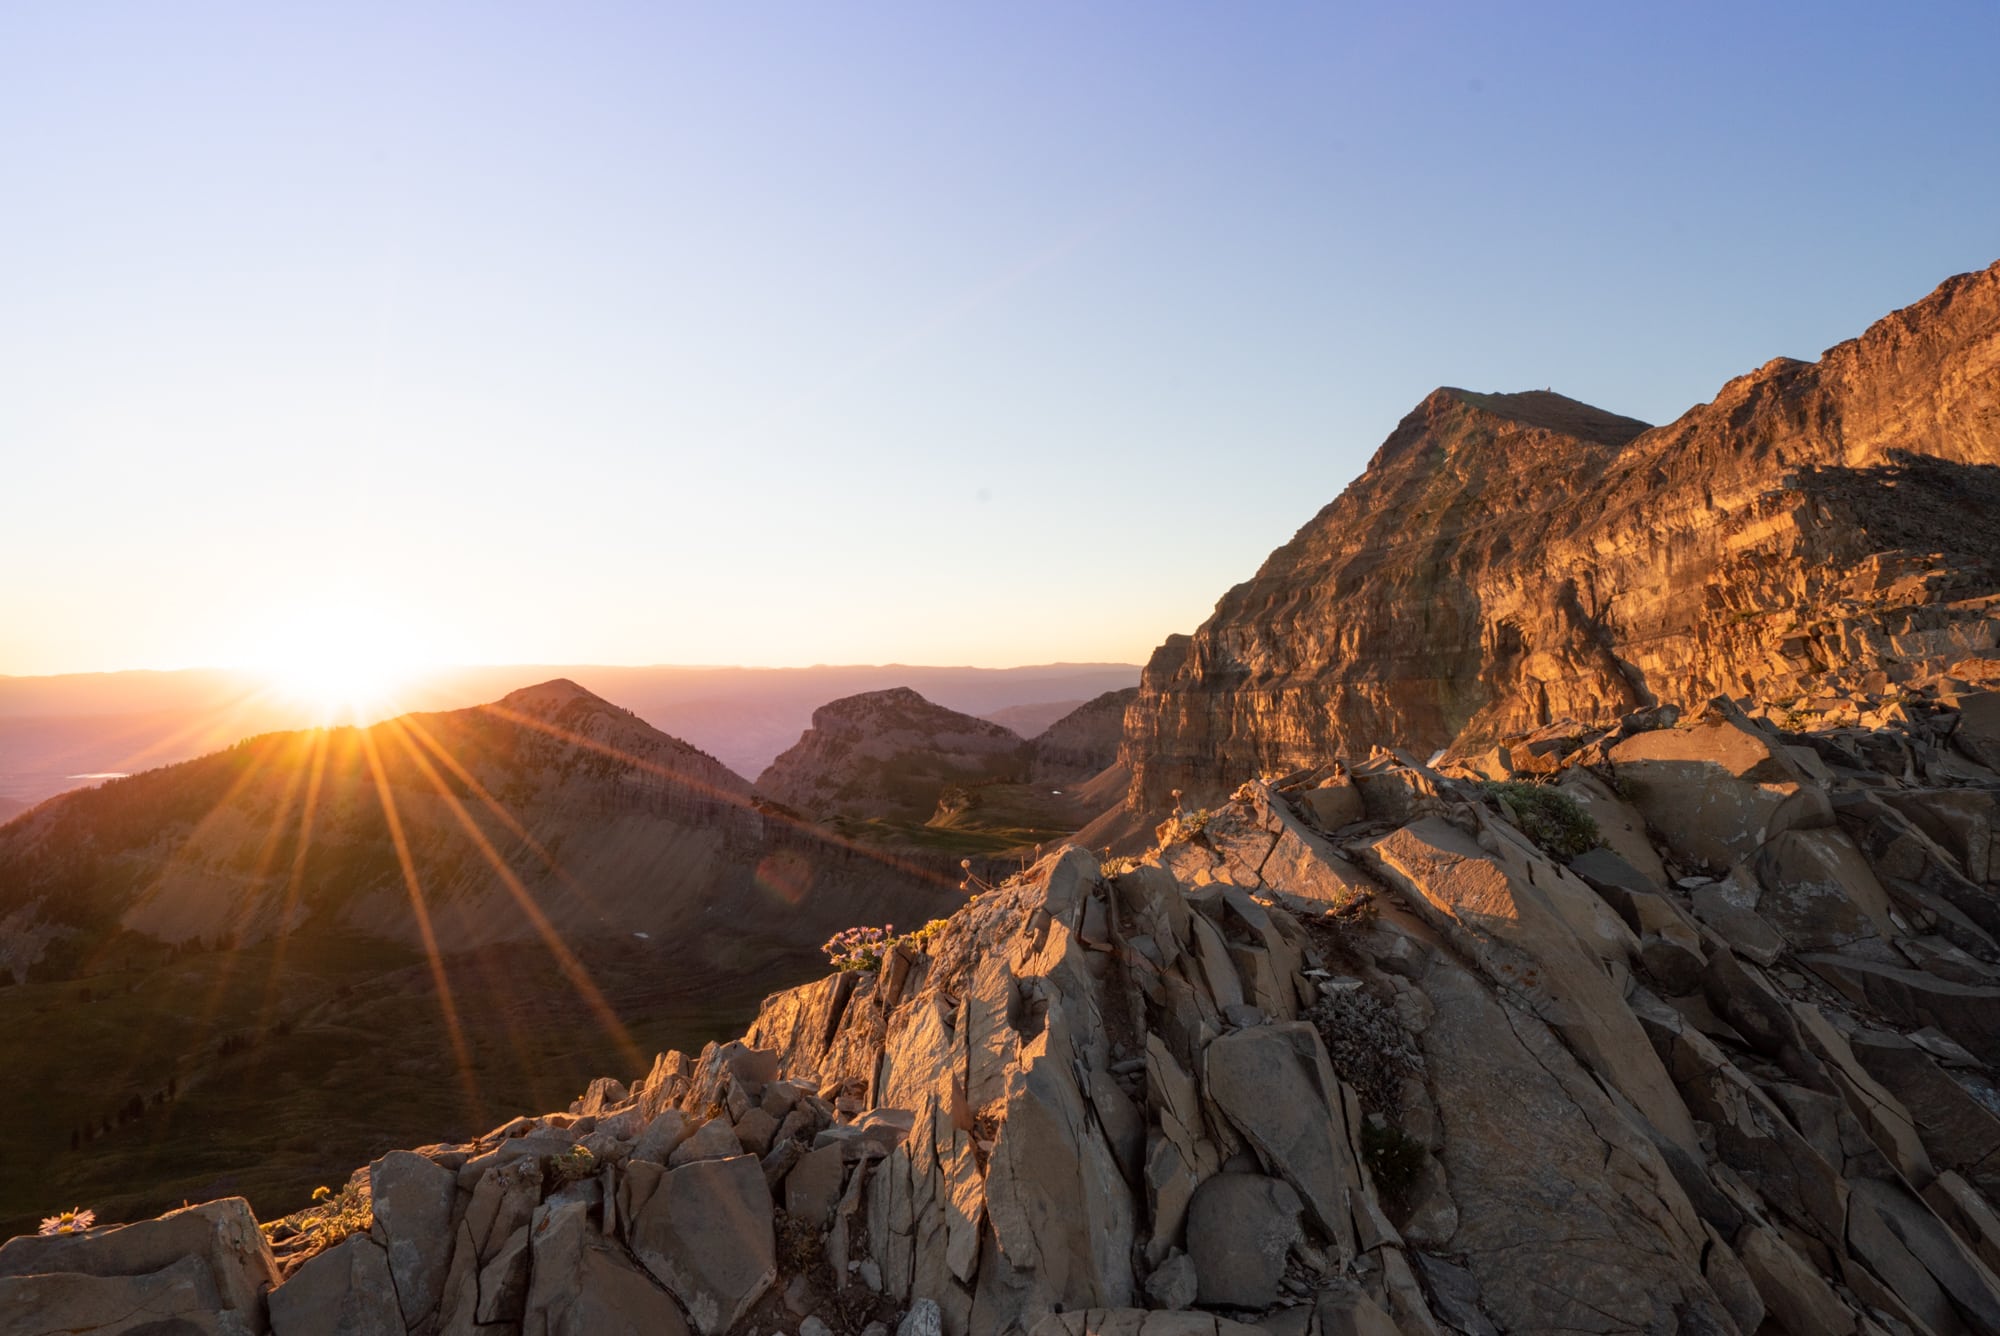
[1128,260,2000,806]
[756,687,1033,822]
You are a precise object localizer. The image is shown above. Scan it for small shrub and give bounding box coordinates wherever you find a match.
[1480,781,1600,858]
[546,1143,596,1188]
[261,1181,371,1260]
[1155,808,1212,846]
[1303,987,1423,1115]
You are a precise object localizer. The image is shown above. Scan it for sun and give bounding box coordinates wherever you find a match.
[245,599,437,724]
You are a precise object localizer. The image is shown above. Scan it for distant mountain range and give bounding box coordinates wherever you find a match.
[0,661,1140,808]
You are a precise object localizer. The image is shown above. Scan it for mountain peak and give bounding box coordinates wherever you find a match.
[494,678,609,713]
[1426,386,1651,446]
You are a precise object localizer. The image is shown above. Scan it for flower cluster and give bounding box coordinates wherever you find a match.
[822,924,895,973]
[39,1207,96,1236]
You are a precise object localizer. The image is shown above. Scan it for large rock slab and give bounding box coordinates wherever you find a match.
[1414,952,1730,1334]
[1202,1023,1360,1256]
[269,1233,402,1336]
[368,1148,456,1328]
[1751,827,1894,950]
[1609,711,1831,869]
[0,1253,236,1336]
[1359,816,1700,1153]
[526,1198,691,1336]
[0,1197,278,1334]
[1801,953,2000,1062]
[627,1154,775,1335]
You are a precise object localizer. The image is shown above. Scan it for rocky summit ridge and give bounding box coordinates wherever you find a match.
[1125,260,2000,809]
[14,680,2000,1335]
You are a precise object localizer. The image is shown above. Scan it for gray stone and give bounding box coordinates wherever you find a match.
[475,1225,530,1325]
[630,1108,693,1165]
[785,1142,848,1227]
[1143,1251,1198,1310]
[1609,710,1832,869]
[0,1197,279,1333]
[667,1115,743,1167]
[1202,1023,1359,1254]
[269,1234,403,1336]
[525,1198,691,1336]
[1185,1173,1303,1309]
[733,1104,781,1156]
[0,1253,231,1336]
[897,1297,944,1336]
[628,1154,776,1336]
[1736,1221,1854,1335]
[368,1148,456,1327]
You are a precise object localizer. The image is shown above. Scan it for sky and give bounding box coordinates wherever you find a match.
[3,2,1997,678]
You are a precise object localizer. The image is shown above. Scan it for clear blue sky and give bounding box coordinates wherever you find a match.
[4,2,1996,676]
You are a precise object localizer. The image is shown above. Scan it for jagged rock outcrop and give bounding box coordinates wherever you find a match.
[1032,689,1141,784]
[25,670,2000,1336]
[758,688,1035,823]
[1127,260,2000,808]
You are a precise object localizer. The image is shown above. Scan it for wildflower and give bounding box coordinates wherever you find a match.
[40,1207,96,1235]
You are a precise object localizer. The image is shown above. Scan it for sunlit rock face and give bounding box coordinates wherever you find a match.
[1127,261,2000,807]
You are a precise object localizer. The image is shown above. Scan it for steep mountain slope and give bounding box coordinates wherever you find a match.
[1031,687,1140,783]
[983,698,1088,738]
[1127,261,2000,807]
[756,688,1034,824]
[0,795,27,825]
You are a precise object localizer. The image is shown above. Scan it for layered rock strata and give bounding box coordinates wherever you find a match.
[1126,260,2000,807]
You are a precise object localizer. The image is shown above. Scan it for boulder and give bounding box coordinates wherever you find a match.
[667,1116,744,1167]
[1751,828,1895,950]
[268,1234,402,1336]
[1184,1173,1303,1309]
[0,1253,235,1336]
[1735,1221,1855,1335]
[1801,953,2000,1062]
[1609,710,1831,869]
[0,1197,278,1334]
[1412,953,1727,1334]
[525,1198,691,1336]
[628,1154,775,1336]
[1202,1023,1360,1253]
[630,1108,693,1165]
[1360,817,1700,1153]
[1953,691,2000,771]
[368,1148,456,1328]
[1850,1029,2000,1197]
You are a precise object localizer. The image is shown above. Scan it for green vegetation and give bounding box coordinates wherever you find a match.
[1479,781,1601,858]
